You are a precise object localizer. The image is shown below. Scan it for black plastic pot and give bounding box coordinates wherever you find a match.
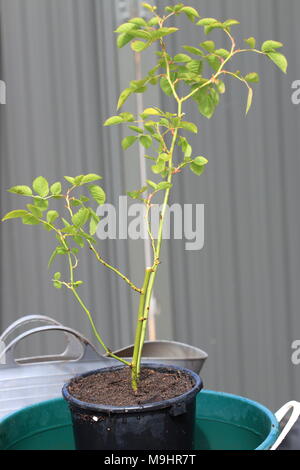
[62,363,203,450]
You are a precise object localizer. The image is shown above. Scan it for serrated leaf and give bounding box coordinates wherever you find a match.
[190,162,206,175]
[81,174,102,184]
[128,17,148,27]
[50,182,62,195]
[8,185,32,196]
[181,121,198,134]
[151,160,165,174]
[201,41,215,52]
[174,53,192,63]
[122,136,138,150]
[181,6,200,21]
[267,52,288,74]
[197,18,218,26]
[244,37,256,49]
[88,185,106,205]
[72,208,90,227]
[64,176,75,185]
[182,46,204,56]
[47,210,59,224]
[117,32,132,48]
[117,88,133,110]
[104,116,124,126]
[22,214,40,225]
[27,204,42,218]
[131,40,150,52]
[223,19,240,27]
[115,22,138,34]
[2,210,29,221]
[160,77,173,97]
[261,40,283,52]
[244,72,260,83]
[193,156,208,166]
[246,87,253,115]
[34,197,49,211]
[139,135,152,149]
[33,176,49,197]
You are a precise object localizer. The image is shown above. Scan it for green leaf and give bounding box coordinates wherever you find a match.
[22,214,40,225]
[267,52,288,74]
[151,159,165,174]
[216,80,226,94]
[156,182,172,191]
[146,179,158,190]
[244,72,260,83]
[119,112,135,122]
[74,175,84,186]
[182,46,204,56]
[88,185,106,205]
[115,23,138,34]
[50,182,62,195]
[196,92,216,119]
[215,48,230,58]
[81,174,103,184]
[122,136,138,150]
[48,248,58,268]
[2,210,29,221]
[223,19,240,27]
[142,2,155,12]
[197,18,218,26]
[160,77,173,96]
[190,162,206,176]
[204,22,224,34]
[261,40,283,52]
[104,116,124,126]
[139,135,152,149]
[127,186,148,200]
[244,37,256,49]
[34,197,49,211]
[131,40,150,52]
[27,204,42,218]
[159,152,171,161]
[117,33,132,48]
[246,87,253,115]
[174,53,192,63]
[152,27,178,39]
[193,156,208,166]
[181,121,198,133]
[89,209,100,236]
[72,208,90,227]
[181,6,200,21]
[206,55,222,72]
[117,88,133,110]
[64,176,75,185]
[53,281,62,289]
[54,272,61,280]
[73,235,85,247]
[129,125,144,134]
[33,176,49,197]
[141,107,162,116]
[128,17,148,27]
[201,41,215,52]
[47,210,59,224]
[8,185,32,196]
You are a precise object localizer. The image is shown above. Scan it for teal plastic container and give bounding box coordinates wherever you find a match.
[0,390,280,450]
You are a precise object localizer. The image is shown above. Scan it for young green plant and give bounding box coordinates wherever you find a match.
[2,3,287,391]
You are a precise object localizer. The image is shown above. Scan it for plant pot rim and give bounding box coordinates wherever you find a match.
[62,363,203,414]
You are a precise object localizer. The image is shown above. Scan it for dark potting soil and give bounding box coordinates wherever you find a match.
[68,367,194,407]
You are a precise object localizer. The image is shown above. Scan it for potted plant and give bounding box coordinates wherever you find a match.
[1,2,287,451]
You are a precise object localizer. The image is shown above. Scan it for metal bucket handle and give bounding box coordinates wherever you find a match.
[270,401,300,450]
[0,315,63,344]
[0,325,102,366]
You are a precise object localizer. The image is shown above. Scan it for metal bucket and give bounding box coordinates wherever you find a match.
[112,340,208,374]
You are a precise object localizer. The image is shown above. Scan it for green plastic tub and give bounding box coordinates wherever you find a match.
[0,390,279,450]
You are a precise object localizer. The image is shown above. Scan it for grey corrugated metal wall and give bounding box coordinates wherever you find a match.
[0,0,299,411]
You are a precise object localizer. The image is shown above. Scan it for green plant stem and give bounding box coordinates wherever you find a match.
[131,267,152,390]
